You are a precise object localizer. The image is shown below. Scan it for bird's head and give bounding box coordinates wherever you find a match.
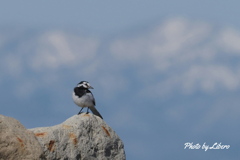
[77,81,94,89]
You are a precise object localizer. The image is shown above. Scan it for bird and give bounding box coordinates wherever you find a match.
[72,81,103,119]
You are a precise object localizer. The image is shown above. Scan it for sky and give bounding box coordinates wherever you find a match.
[1,1,240,160]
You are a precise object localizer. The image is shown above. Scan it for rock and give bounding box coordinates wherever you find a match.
[0,115,44,160]
[29,113,126,160]
[0,113,125,160]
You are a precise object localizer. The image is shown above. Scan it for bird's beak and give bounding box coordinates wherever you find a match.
[88,85,94,89]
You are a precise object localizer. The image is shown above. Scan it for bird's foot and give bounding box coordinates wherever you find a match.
[86,108,89,114]
[78,108,84,115]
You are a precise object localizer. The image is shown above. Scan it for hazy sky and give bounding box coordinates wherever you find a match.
[1,1,240,33]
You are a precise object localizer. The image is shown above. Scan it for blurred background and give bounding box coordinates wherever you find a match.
[1,1,240,159]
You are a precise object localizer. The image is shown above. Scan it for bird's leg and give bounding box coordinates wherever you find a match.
[78,107,84,115]
[86,107,89,114]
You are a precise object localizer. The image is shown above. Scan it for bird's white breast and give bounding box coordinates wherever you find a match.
[72,92,94,108]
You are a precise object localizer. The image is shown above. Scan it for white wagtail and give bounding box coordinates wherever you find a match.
[72,81,103,119]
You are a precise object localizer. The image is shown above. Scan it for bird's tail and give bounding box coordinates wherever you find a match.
[89,106,103,119]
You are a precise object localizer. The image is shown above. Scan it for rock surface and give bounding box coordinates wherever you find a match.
[0,114,125,160]
[0,115,44,160]
[29,113,125,160]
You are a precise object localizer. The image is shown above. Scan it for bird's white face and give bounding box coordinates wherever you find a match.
[77,81,94,89]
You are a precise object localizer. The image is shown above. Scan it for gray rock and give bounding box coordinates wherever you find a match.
[29,113,126,160]
[0,115,44,160]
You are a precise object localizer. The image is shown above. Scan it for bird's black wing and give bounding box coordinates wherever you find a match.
[92,94,96,106]
[87,90,96,106]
